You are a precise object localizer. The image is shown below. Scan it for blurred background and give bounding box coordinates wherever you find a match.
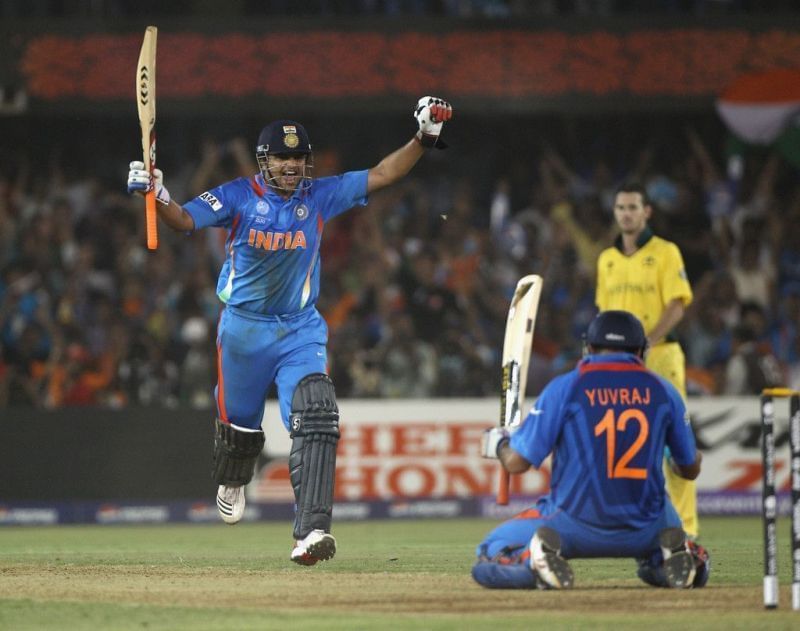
[0,1,799,521]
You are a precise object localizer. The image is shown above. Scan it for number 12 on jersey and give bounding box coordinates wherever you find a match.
[594,408,649,480]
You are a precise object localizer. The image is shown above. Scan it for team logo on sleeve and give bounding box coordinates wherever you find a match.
[199,191,222,212]
[295,204,309,220]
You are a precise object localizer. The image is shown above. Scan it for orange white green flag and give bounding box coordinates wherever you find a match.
[716,68,800,167]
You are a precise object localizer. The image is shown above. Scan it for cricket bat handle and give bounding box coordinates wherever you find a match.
[497,468,510,505]
[145,190,158,250]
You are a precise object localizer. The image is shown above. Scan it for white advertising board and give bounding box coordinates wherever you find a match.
[250,396,791,515]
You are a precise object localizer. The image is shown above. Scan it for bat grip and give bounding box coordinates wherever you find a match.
[145,190,158,250]
[497,468,510,505]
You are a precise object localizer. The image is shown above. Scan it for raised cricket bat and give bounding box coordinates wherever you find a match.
[136,26,158,250]
[497,274,543,505]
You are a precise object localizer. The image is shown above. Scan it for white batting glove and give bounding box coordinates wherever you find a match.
[480,427,510,459]
[414,96,452,149]
[127,161,171,206]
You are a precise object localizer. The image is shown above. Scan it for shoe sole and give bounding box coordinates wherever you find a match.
[291,534,336,566]
[216,494,243,525]
[659,528,694,588]
[533,527,574,589]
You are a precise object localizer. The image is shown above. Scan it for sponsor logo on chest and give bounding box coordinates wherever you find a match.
[247,229,307,251]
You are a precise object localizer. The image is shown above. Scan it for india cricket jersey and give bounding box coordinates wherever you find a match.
[184,171,369,316]
[510,353,696,530]
[182,170,368,429]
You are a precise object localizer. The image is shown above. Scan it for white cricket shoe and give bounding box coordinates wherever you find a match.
[291,529,337,566]
[529,527,574,589]
[659,527,696,588]
[216,485,245,524]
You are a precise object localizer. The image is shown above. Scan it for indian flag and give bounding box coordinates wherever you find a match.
[716,69,800,167]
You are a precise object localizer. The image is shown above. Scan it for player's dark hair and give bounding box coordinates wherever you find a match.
[615,181,650,207]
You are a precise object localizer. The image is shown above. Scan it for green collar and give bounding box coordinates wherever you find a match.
[614,226,654,253]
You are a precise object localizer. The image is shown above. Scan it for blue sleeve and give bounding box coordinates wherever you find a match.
[509,373,572,468]
[663,382,696,466]
[183,179,240,230]
[318,170,369,222]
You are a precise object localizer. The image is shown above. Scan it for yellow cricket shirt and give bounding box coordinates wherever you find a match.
[596,228,693,338]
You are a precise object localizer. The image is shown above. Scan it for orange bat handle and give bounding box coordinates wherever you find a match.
[145,190,158,250]
[497,468,510,505]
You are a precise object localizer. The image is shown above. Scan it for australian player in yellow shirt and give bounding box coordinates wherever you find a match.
[596,182,698,538]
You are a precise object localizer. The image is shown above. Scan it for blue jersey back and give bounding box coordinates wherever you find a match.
[510,353,695,529]
[184,171,368,316]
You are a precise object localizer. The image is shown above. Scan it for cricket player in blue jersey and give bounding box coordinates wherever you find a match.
[127,96,452,565]
[474,310,710,589]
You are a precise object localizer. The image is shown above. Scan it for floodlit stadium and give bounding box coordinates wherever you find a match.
[1,1,800,628]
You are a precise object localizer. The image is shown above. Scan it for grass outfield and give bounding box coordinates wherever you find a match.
[0,516,796,630]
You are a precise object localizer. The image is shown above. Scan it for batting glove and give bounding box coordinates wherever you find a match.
[480,427,510,459]
[414,96,452,149]
[127,160,171,206]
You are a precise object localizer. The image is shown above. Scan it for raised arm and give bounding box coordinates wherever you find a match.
[686,127,722,187]
[367,139,426,194]
[367,96,452,195]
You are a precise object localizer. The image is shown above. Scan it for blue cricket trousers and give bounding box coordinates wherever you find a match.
[215,305,328,430]
[477,495,684,561]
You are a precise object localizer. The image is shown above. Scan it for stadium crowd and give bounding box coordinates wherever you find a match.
[1,116,799,409]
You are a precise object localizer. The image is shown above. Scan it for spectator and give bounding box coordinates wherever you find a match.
[1,116,799,405]
[769,284,800,368]
[729,237,775,311]
[377,311,437,397]
[722,323,783,395]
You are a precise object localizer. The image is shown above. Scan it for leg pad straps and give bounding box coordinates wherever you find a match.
[212,419,265,486]
[289,374,339,539]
